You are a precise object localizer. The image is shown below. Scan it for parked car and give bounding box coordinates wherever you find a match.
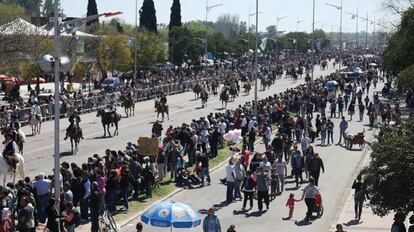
[101,77,121,92]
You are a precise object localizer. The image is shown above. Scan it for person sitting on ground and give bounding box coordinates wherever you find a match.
[335,224,347,232]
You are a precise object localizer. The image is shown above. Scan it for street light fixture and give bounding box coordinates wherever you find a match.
[346,7,359,47]
[248,10,263,51]
[325,0,343,70]
[40,1,121,228]
[205,0,223,71]
[274,14,287,55]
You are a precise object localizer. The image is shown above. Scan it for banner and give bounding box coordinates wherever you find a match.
[260,37,268,51]
[138,137,159,157]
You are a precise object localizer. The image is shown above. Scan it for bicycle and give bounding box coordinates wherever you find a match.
[99,209,119,232]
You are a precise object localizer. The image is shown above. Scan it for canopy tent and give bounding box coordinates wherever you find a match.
[0,18,49,36]
[0,18,97,38]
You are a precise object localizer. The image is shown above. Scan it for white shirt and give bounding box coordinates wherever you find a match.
[273,160,287,176]
[225,164,235,182]
[248,119,257,132]
[31,105,41,115]
[241,118,247,127]
[219,122,227,134]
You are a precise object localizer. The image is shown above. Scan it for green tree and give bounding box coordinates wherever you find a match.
[135,30,166,69]
[169,27,204,65]
[169,0,182,30]
[41,0,53,16]
[360,119,414,217]
[86,0,99,26]
[383,7,414,75]
[395,64,414,92]
[98,35,132,74]
[3,0,41,16]
[139,0,157,33]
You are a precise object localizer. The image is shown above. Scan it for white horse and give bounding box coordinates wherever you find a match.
[29,112,42,135]
[0,153,25,186]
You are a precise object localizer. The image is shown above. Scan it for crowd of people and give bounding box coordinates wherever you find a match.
[2,48,409,232]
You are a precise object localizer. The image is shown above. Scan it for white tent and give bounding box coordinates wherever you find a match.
[0,18,49,36]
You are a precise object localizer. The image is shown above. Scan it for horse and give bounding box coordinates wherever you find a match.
[68,124,82,154]
[261,78,271,91]
[193,84,202,100]
[0,153,25,186]
[211,80,218,96]
[29,111,42,135]
[155,100,169,121]
[96,108,120,137]
[200,91,209,108]
[1,127,25,155]
[220,90,229,109]
[243,82,251,95]
[229,85,238,101]
[120,95,135,117]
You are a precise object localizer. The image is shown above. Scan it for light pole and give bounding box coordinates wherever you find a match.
[254,0,259,115]
[39,3,121,228]
[346,7,359,47]
[248,10,263,52]
[134,0,138,80]
[275,14,287,55]
[311,0,315,81]
[370,19,376,48]
[358,12,369,49]
[296,18,305,51]
[205,0,222,71]
[326,0,343,69]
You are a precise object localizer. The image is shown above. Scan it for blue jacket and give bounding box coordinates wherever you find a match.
[203,215,221,232]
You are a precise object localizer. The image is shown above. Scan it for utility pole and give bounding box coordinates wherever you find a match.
[134,0,138,80]
[254,0,259,115]
[311,0,315,81]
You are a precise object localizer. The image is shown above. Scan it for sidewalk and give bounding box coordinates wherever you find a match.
[334,191,393,232]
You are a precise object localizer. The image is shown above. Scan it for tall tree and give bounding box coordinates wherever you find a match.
[86,0,99,26]
[139,0,157,33]
[169,0,182,30]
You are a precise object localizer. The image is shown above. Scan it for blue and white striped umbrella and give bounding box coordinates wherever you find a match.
[141,201,201,230]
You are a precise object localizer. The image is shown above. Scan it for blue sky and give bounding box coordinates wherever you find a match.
[60,0,398,33]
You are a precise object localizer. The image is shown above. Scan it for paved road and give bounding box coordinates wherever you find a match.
[15,63,337,178]
[121,79,383,232]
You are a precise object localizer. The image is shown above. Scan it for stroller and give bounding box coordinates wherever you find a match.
[312,193,324,218]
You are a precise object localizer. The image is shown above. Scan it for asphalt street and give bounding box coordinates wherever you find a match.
[16,62,336,178]
[114,68,380,232]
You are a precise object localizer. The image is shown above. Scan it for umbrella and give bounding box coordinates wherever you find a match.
[141,201,201,231]
[325,80,339,88]
[353,67,363,74]
[31,77,46,83]
[369,63,377,67]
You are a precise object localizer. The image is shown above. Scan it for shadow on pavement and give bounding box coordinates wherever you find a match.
[343,219,364,226]
[246,210,266,217]
[295,219,312,226]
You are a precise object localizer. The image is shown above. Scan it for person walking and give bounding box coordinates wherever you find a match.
[301,177,319,222]
[255,167,270,212]
[136,222,143,232]
[326,119,334,145]
[291,145,304,188]
[225,159,236,204]
[352,175,369,220]
[320,118,327,146]
[273,155,287,194]
[391,212,407,232]
[198,152,211,186]
[90,182,101,232]
[348,99,355,121]
[241,170,256,211]
[338,116,348,144]
[358,102,365,121]
[203,208,222,232]
[285,193,301,219]
[233,159,245,201]
[307,153,325,186]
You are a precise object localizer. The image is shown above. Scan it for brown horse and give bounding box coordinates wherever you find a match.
[155,100,169,121]
[193,84,202,100]
[96,108,120,137]
[120,95,135,117]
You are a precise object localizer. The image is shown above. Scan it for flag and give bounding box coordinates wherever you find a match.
[260,37,268,51]
[342,42,347,50]
[316,41,321,51]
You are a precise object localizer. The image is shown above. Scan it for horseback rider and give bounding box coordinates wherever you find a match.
[30,101,42,121]
[64,110,83,140]
[160,93,167,105]
[9,115,20,132]
[2,130,18,171]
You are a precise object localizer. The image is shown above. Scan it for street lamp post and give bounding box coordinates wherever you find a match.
[205,0,222,72]
[254,0,259,115]
[370,19,376,48]
[248,10,263,53]
[346,7,359,47]
[296,18,305,51]
[134,0,138,80]
[326,0,343,70]
[275,14,287,55]
[311,0,315,81]
[359,12,369,49]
